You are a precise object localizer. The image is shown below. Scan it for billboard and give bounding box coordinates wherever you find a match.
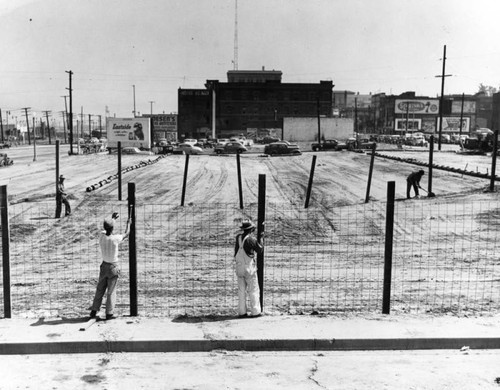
[106,117,151,149]
[395,99,439,114]
[395,118,422,131]
[438,117,470,133]
[451,100,476,114]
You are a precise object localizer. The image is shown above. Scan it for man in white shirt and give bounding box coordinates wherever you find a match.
[89,212,130,320]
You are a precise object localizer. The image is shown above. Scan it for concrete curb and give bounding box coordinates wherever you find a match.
[1,337,500,355]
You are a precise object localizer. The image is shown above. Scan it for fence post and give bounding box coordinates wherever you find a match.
[128,183,138,316]
[118,141,122,201]
[236,153,244,209]
[490,130,498,192]
[304,155,317,209]
[1,185,11,318]
[365,143,377,203]
[257,174,266,312]
[428,136,434,195]
[181,154,190,206]
[55,140,61,218]
[382,181,395,314]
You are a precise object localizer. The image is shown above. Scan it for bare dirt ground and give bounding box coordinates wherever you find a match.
[1,143,500,317]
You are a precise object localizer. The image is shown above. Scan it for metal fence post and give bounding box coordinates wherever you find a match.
[257,174,266,312]
[0,185,11,318]
[365,143,377,203]
[118,141,122,201]
[304,155,317,209]
[428,136,434,195]
[181,154,190,206]
[490,130,498,192]
[128,182,138,316]
[236,153,244,209]
[382,181,395,314]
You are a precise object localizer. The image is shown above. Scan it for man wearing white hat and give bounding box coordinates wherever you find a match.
[234,220,264,318]
[56,174,71,218]
[89,212,130,320]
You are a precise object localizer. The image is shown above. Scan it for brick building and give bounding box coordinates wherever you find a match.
[178,69,333,140]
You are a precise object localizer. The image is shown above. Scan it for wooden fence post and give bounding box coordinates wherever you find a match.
[181,154,190,206]
[304,155,317,209]
[1,185,11,318]
[257,174,266,312]
[118,141,122,201]
[236,153,244,209]
[490,130,498,192]
[382,181,395,314]
[128,183,137,316]
[365,143,377,203]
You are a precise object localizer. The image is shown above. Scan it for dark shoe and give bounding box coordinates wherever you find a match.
[248,313,262,318]
[89,310,97,318]
[238,314,248,318]
[105,314,116,320]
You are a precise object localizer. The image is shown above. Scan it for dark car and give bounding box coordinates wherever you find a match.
[257,136,281,144]
[311,139,340,151]
[215,141,247,154]
[264,141,301,156]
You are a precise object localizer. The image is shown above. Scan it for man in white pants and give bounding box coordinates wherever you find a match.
[90,212,130,320]
[234,220,264,318]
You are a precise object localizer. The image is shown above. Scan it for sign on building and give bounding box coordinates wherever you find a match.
[395,118,422,131]
[438,117,470,133]
[395,99,439,114]
[106,117,151,149]
[451,100,476,114]
[143,114,177,142]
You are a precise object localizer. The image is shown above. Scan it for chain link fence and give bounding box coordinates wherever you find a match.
[1,197,499,318]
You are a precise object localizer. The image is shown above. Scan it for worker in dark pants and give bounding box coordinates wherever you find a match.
[56,175,71,218]
[406,169,425,199]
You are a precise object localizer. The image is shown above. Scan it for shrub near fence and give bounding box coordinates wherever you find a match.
[1,196,500,318]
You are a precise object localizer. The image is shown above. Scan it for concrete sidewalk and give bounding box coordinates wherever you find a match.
[0,313,499,354]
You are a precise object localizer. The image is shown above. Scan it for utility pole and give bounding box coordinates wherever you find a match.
[80,106,84,139]
[43,111,52,144]
[0,109,3,143]
[149,101,155,115]
[88,114,92,137]
[459,93,465,135]
[98,115,102,138]
[132,85,136,117]
[435,45,452,151]
[65,70,74,155]
[61,111,67,143]
[23,107,31,145]
[32,116,37,161]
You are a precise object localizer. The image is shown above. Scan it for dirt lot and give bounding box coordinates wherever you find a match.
[1,143,500,317]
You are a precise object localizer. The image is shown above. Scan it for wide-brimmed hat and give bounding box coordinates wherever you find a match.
[240,220,256,231]
[103,218,114,230]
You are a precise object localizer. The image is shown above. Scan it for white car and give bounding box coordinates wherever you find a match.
[183,138,198,146]
[174,143,203,155]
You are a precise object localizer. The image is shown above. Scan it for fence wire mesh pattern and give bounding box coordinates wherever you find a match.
[1,199,500,318]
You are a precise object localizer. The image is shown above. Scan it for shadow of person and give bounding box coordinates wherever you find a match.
[172,314,243,323]
[30,316,90,326]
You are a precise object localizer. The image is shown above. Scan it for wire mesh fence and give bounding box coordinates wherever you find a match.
[1,197,500,318]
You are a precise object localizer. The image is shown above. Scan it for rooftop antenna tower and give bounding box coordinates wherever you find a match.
[233,0,238,70]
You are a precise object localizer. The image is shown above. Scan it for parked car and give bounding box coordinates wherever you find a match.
[311,139,340,151]
[0,142,11,149]
[216,138,230,146]
[257,136,281,144]
[215,141,247,154]
[157,138,169,146]
[174,143,203,155]
[183,138,198,146]
[122,147,142,154]
[264,141,301,155]
[0,153,13,167]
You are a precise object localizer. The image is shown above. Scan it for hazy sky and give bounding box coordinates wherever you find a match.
[1,0,499,124]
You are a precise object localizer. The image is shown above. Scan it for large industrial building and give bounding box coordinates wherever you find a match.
[177,69,334,140]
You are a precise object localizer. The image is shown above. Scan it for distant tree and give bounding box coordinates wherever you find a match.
[477,83,498,96]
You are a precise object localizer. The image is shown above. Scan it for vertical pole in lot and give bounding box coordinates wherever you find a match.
[0,185,11,318]
[118,141,122,201]
[490,130,498,192]
[428,136,434,195]
[257,174,266,312]
[304,155,317,209]
[236,153,244,209]
[55,141,61,218]
[365,143,377,203]
[181,154,190,206]
[382,181,395,314]
[128,183,138,316]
